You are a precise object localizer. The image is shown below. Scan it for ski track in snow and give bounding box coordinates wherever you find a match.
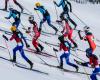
[0,0,100,80]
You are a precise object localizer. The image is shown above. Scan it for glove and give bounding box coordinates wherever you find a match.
[53,1,56,5]
[2,35,8,41]
[34,8,37,10]
[78,30,81,33]
[26,43,30,48]
[5,17,9,19]
[61,31,63,34]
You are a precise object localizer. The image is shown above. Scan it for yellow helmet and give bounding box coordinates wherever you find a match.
[35,2,41,7]
[10,26,17,32]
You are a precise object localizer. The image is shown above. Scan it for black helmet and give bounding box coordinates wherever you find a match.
[28,15,34,24]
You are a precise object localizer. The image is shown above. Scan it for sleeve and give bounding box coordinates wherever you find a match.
[6,11,12,19]
[10,34,14,41]
[89,57,93,65]
[56,0,63,7]
[60,43,62,50]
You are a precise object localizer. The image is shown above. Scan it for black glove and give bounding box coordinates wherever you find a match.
[53,48,58,52]
[34,8,37,10]
[5,17,9,19]
[26,43,30,48]
[2,35,8,41]
[53,1,56,5]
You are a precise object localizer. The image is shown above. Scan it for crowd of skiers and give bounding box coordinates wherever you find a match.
[0,0,100,80]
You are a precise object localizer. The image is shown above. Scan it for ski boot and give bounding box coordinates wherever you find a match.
[27,60,33,70]
[10,55,16,63]
[57,62,63,69]
[38,44,44,51]
[75,65,79,72]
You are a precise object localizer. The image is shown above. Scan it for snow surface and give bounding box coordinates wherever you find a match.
[0,0,100,80]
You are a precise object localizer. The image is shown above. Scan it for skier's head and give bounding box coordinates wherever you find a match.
[83,26,90,33]
[28,15,34,24]
[35,2,41,7]
[10,26,17,32]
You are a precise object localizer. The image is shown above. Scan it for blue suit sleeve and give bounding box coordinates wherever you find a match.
[6,11,12,19]
[56,0,63,7]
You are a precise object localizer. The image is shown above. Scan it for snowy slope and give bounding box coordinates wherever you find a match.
[0,0,100,80]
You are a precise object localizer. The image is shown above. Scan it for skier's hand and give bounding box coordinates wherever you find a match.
[2,35,9,41]
[34,8,37,10]
[26,44,30,48]
[78,30,81,33]
[5,17,9,19]
[53,1,56,5]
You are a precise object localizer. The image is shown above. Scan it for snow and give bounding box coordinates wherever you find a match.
[0,0,100,80]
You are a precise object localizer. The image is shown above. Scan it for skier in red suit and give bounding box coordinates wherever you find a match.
[78,26,96,57]
[61,19,77,48]
[27,16,44,53]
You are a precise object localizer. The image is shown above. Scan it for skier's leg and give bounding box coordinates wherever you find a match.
[39,18,46,31]
[59,53,66,68]
[68,30,77,48]
[32,38,40,52]
[65,52,78,71]
[47,16,58,34]
[19,46,33,69]
[90,68,100,80]
[12,45,19,62]
[13,0,23,12]
[68,16,77,29]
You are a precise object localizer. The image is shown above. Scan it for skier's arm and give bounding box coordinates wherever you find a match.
[5,11,12,19]
[67,1,72,12]
[54,0,63,7]
[78,30,83,40]
[10,34,15,41]
[19,31,30,47]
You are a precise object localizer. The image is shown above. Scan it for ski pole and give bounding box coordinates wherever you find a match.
[53,0,59,20]
[2,35,14,66]
[35,11,46,30]
[53,48,60,64]
[71,12,87,26]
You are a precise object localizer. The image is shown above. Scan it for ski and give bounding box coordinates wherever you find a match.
[0,56,26,67]
[41,63,91,75]
[0,9,31,16]
[15,64,48,75]
[0,56,48,75]
[25,48,57,58]
[0,45,56,58]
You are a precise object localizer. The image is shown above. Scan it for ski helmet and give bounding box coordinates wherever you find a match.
[10,26,17,32]
[35,2,41,7]
[83,26,90,32]
[28,15,34,24]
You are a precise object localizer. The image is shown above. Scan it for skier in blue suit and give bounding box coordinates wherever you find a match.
[34,2,58,34]
[54,0,77,29]
[5,8,21,28]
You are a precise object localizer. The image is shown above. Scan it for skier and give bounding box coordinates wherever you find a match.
[60,17,77,48]
[5,26,33,69]
[27,16,44,53]
[57,36,79,71]
[75,52,100,80]
[78,26,96,57]
[5,8,21,28]
[53,0,77,28]
[3,0,23,12]
[34,2,58,34]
